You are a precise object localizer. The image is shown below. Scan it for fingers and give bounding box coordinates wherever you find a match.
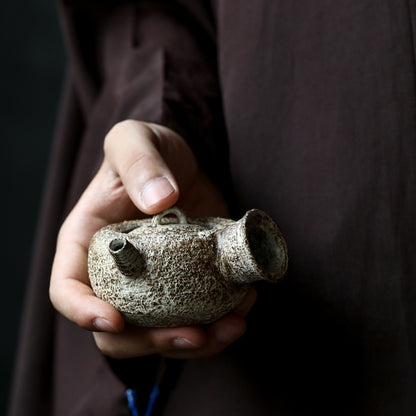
[92,287,258,359]
[232,286,258,318]
[50,278,124,333]
[103,120,188,214]
[167,287,257,359]
[93,326,209,359]
[50,215,125,333]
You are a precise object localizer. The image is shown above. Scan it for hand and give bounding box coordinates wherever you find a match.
[49,120,257,359]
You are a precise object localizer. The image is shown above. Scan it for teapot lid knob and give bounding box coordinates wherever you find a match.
[151,207,188,227]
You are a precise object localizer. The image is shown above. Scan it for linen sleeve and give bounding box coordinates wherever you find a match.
[60,0,230,196]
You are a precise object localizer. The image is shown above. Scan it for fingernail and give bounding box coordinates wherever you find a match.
[93,317,117,332]
[172,337,198,349]
[140,177,176,209]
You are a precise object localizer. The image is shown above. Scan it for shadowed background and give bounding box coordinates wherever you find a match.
[0,1,65,414]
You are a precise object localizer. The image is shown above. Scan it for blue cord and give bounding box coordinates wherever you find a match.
[125,384,161,416]
[125,358,165,416]
[144,385,160,416]
[125,389,139,416]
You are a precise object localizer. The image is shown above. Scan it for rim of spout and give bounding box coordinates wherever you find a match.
[243,210,288,281]
[108,237,143,278]
[109,238,127,253]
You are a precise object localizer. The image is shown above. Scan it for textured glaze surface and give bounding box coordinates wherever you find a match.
[88,207,288,327]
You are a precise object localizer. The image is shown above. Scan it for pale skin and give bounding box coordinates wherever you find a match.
[49,120,257,360]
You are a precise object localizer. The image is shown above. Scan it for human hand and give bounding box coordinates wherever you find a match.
[49,120,257,359]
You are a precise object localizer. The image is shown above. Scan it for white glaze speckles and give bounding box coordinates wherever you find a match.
[88,207,288,327]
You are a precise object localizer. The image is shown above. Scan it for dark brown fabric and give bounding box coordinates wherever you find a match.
[9,0,416,415]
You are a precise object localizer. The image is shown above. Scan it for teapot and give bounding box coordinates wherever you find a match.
[88,207,288,327]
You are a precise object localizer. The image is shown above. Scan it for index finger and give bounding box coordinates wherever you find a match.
[49,204,125,333]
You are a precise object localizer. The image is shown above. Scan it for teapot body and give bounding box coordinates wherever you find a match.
[88,208,287,327]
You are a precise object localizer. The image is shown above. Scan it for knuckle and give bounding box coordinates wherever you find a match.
[104,120,152,154]
[111,119,137,134]
[48,279,66,316]
[48,282,58,309]
[56,223,67,245]
[104,120,131,153]
[124,153,154,177]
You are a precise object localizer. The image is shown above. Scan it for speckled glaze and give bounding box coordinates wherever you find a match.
[88,207,288,327]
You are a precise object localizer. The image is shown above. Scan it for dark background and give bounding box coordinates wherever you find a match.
[0,1,65,414]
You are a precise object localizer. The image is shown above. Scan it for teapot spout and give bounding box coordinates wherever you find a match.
[217,210,288,284]
[109,237,143,278]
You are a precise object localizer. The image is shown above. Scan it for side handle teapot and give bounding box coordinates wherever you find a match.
[88,207,288,327]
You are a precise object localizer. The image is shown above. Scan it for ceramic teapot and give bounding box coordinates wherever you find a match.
[88,207,288,327]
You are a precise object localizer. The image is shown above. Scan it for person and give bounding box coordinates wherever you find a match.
[9,0,416,415]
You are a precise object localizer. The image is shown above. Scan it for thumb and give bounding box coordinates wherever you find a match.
[104,120,180,214]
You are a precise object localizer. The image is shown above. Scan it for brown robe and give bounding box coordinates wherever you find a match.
[9,0,416,414]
